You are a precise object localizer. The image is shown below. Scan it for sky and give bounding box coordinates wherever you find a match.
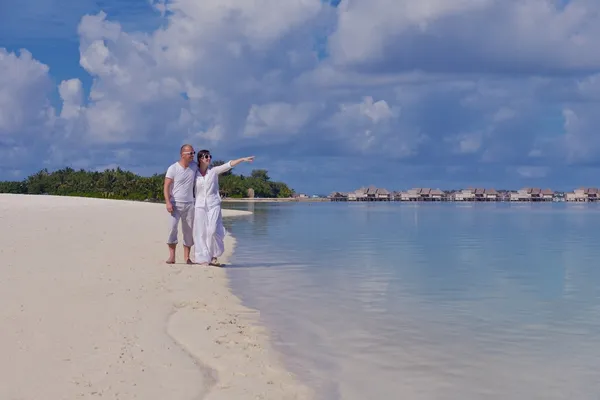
[2,0,600,194]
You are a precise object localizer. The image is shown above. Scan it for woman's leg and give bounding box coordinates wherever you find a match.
[193,206,211,265]
[206,206,226,263]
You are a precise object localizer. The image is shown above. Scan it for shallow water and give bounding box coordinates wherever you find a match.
[223,202,600,400]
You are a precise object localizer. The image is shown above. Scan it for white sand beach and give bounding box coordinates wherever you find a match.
[0,194,313,400]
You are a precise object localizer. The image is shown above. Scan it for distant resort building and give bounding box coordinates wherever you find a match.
[453,188,500,201]
[507,188,554,202]
[330,186,393,201]
[564,187,599,202]
[327,186,600,202]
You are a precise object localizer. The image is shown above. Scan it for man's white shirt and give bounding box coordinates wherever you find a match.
[165,161,198,203]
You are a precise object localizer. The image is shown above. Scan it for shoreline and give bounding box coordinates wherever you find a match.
[222,197,329,203]
[0,194,313,400]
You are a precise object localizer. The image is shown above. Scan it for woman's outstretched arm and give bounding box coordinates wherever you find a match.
[213,156,255,175]
[230,156,255,167]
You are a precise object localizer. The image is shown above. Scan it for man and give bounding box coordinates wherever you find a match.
[164,144,197,264]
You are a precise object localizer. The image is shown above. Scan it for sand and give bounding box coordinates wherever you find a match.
[0,194,313,400]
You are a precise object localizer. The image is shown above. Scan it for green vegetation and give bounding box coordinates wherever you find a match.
[210,161,294,198]
[0,161,294,201]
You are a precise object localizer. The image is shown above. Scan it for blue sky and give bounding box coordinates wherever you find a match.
[2,0,600,194]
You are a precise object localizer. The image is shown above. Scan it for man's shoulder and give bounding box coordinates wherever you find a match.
[165,161,180,177]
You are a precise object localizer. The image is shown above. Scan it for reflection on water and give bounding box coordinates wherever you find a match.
[223,202,600,399]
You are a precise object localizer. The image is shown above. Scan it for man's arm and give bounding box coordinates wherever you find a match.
[164,175,174,213]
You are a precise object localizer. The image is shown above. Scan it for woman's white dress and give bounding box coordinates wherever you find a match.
[193,161,232,263]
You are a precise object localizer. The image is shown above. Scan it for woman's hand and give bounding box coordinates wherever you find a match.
[229,156,256,168]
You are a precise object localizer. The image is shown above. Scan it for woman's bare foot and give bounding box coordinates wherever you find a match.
[186,259,194,265]
[210,257,222,266]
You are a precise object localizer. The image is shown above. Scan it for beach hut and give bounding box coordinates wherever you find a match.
[430,189,445,201]
[418,188,431,201]
[328,192,348,201]
[366,186,378,201]
[485,188,499,201]
[541,189,554,201]
[453,189,475,201]
[400,189,420,201]
[376,188,391,201]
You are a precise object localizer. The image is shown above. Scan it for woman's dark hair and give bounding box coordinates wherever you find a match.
[197,149,211,162]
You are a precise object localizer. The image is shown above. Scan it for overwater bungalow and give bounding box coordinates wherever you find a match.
[346,186,391,201]
[401,188,447,201]
[327,185,575,202]
[485,188,499,201]
[565,187,600,202]
[541,189,554,201]
[400,189,420,201]
[453,189,475,201]
[473,188,485,201]
[453,188,499,201]
[376,188,391,201]
[510,188,531,201]
[418,188,432,200]
[530,188,543,201]
[328,191,348,201]
[347,187,367,201]
[430,189,445,201]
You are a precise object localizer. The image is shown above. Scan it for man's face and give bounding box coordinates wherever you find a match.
[181,147,195,160]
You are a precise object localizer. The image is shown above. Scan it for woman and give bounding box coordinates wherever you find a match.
[193,149,255,266]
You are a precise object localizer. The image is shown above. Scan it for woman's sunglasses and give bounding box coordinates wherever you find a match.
[199,154,212,160]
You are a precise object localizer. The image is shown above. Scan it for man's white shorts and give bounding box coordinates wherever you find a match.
[167,202,194,247]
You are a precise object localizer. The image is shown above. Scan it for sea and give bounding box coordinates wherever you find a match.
[221,201,600,400]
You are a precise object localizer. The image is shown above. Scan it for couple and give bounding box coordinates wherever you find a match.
[163,144,254,266]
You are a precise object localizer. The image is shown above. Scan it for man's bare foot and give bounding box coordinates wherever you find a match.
[167,244,176,264]
[186,259,194,265]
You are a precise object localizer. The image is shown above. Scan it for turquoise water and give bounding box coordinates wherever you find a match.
[222,202,600,400]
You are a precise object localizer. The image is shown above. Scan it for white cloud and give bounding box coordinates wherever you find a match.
[243,102,321,138]
[328,0,600,73]
[514,166,549,179]
[329,0,491,66]
[446,132,483,155]
[0,49,54,137]
[324,96,422,157]
[54,2,327,148]
[59,79,84,119]
[561,107,598,164]
[5,0,600,186]
[330,96,396,126]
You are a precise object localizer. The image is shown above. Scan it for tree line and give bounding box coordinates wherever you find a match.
[0,160,294,201]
